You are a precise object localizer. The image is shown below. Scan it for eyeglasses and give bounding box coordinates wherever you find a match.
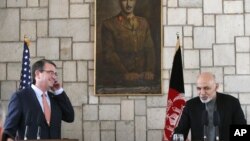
[42,70,58,76]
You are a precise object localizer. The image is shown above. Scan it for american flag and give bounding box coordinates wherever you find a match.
[19,39,31,90]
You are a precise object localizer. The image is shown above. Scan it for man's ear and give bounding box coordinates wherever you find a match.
[215,83,219,90]
[35,70,41,79]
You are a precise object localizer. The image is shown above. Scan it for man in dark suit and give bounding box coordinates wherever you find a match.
[3,59,74,140]
[174,72,246,141]
[99,0,155,87]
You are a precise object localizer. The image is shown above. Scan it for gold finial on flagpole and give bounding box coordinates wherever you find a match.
[175,32,180,50]
[24,35,31,47]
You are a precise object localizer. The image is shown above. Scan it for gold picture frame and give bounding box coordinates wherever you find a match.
[95,0,162,96]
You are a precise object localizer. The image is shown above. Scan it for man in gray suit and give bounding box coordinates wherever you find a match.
[174,72,246,141]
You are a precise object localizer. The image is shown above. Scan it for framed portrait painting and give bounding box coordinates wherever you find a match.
[95,0,162,95]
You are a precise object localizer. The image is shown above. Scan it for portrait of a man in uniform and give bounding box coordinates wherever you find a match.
[95,0,161,95]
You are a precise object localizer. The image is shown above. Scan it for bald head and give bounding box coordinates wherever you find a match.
[196,72,218,103]
[197,72,216,85]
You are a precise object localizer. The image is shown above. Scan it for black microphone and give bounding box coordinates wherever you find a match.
[213,111,220,141]
[36,112,43,140]
[24,111,31,140]
[213,110,220,126]
[202,110,208,141]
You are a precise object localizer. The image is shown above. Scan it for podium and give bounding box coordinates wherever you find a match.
[19,139,78,141]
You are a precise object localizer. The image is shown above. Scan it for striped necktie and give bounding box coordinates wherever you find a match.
[42,93,51,125]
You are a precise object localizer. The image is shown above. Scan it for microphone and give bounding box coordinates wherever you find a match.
[36,112,43,140]
[24,111,31,140]
[213,110,220,126]
[202,110,208,141]
[213,111,220,141]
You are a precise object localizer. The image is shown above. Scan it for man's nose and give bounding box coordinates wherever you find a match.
[52,74,57,79]
[126,0,132,6]
[200,89,206,95]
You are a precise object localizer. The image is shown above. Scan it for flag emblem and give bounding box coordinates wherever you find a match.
[163,35,186,141]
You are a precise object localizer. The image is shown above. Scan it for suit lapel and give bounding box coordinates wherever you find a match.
[29,88,44,114]
[216,93,224,127]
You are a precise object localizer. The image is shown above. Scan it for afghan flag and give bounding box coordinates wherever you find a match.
[163,36,186,141]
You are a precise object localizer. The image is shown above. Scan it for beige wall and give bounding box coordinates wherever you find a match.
[0,0,250,141]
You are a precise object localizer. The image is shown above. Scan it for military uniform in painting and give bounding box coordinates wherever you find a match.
[100,12,156,88]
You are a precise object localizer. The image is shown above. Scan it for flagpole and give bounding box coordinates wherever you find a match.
[24,35,31,47]
[176,32,180,50]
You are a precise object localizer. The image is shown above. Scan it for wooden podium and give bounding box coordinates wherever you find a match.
[19,139,78,141]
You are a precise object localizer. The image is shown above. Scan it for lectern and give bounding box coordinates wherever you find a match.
[19,139,78,141]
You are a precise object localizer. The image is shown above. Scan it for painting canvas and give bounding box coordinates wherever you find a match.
[95,0,162,95]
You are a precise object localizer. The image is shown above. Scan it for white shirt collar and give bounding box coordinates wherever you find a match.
[31,84,48,97]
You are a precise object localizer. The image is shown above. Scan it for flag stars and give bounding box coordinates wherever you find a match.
[19,42,31,90]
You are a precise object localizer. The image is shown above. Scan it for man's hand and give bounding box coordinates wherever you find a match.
[7,138,14,141]
[50,81,61,91]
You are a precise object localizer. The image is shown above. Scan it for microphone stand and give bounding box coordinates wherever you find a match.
[24,111,31,140]
[36,112,42,140]
[202,110,208,141]
[24,125,29,140]
[213,111,220,141]
[37,126,41,140]
[215,127,219,141]
[15,131,19,140]
[203,125,207,141]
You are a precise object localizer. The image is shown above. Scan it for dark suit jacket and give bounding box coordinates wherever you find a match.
[3,87,74,140]
[174,92,246,141]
